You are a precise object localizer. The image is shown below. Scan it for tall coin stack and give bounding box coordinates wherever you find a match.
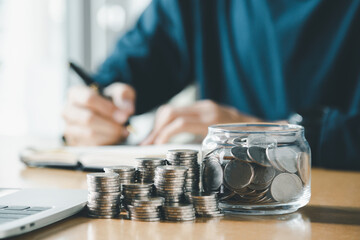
[166,149,200,192]
[188,192,223,217]
[154,165,188,203]
[103,166,136,188]
[163,203,196,221]
[87,173,121,218]
[122,183,153,208]
[136,158,166,183]
[127,197,164,222]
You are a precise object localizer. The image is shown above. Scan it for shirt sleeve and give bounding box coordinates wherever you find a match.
[93,0,193,114]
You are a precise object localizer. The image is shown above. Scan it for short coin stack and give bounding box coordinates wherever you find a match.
[154,165,188,203]
[166,149,200,192]
[127,197,164,222]
[122,183,153,208]
[188,192,223,217]
[87,173,121,218]
[163,203,196,221]
[136,158,166,183]
[103,165,136,188]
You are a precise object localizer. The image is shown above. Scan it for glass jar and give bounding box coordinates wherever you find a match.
[201,123,311,215]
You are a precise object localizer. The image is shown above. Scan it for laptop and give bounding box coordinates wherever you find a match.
[0,188,87,239]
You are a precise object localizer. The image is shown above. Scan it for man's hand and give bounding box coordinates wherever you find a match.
[62,83,135,146]
[141,100,261,145]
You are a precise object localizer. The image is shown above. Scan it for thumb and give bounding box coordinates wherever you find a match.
[103,83,136,116]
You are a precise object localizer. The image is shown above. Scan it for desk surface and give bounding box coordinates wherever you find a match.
[1,136,360,240]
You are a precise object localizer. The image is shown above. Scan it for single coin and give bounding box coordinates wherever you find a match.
[247,146,271,167]
[270,173,303,202]
[224,160,254,190]
[230,146,251,162]
[87,172,119,179]
[251,164,276,186]
[103,165,136,172]
[202,158,223,191]
[271,147,298,173]
[265,147,285,171]
[297,152,310,185]
[204,147,222,158]
[232,137,248,145]
[167,149,198,156]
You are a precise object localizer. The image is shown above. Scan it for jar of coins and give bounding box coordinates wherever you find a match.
[201,123,311,215]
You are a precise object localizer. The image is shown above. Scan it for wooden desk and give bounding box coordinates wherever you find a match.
[1,136,359,240]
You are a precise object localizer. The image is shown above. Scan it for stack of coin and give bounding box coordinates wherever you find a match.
[163,203,196,221]
[166,149,200,192]
[127,197,164,222]
[103,165,136,188]
[86,173,121,218]
[122,183,153,208]
[136,158,166,183]
[188,192,223,217]
[154,165,188,203]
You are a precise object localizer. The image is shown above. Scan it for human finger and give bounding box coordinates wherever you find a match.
[103,83,136,117]
[153,117,206,145]
[68,85,125,123]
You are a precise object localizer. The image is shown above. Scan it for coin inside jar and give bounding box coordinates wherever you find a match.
[224,160,254,190]
[297,152,310,185]
[250,164,276,186]
[268,147,298,173]
[202,157,223,191]
[270,173,303,202]
[247,146,272,167]
[230,146,251,162]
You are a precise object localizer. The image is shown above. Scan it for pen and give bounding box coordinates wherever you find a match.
[69,61,105,95]
[68,61,135,133]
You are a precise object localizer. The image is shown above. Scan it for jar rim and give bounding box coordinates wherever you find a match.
[208,123,304,134]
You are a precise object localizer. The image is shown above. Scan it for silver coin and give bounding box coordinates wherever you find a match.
[104,165,136,172]
[87,172,119,179]
[123,183,153,188]
[247,146,271,167]
[297,152,310,185]
[202,158,223,191]
[232,137,248,145]
[167,149,198,156]
[265,147,285,171]
[224,160,254,190]
[269,147,298,173]
[251,164,276,186]
[270,173,303,202]
[230,146,251,161]
[156,165,188,172]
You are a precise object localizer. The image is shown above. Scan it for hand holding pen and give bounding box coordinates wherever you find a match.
[62,62,136,146]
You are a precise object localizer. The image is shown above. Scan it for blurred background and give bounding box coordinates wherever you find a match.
[0,0,180,140]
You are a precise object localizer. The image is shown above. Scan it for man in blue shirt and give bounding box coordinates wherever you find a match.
[62,0,360,170]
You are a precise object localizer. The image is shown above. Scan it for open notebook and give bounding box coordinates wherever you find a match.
[20,144,201,171]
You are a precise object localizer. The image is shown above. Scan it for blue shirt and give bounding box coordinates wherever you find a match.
[94,0,360,170]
